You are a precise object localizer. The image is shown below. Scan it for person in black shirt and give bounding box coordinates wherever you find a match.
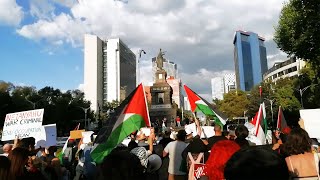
[234,125,250,148]
[207,124,227,151]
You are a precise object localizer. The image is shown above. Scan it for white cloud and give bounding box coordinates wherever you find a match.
[0,0,24,26]
[78,83,84,91]
[30,0,55,20]
[15,0,287,95]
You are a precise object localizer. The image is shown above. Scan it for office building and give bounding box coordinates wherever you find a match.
[152,57,177,81]
[224,73,236,93]
[184,97,191,111]
[233,30,268,91]
[84,34,136,112]
[211,77,224,100]
[211,73,236,100]
[263,58,305,82]
[167,77,184,108]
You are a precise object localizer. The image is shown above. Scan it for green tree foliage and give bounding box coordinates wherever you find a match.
[294,64,320,109]
[274,0,320,78]
[0,81,94,136]
[217,90,249,119]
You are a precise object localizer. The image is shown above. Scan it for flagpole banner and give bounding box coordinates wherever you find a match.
[91,83,150,164]
[184,85,227,127]
[300,109,320,139]
[2,109,44,141]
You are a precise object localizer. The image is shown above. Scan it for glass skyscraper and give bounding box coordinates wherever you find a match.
[233,31,268,91]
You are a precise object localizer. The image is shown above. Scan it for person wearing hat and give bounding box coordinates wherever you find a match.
[163,129,188,180]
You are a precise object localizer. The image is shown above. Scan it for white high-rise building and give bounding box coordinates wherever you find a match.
[84,34,136,112]
[211,77,224,100]
[184,97,191,111]
[224,73,236,93]
[211,73,236,101]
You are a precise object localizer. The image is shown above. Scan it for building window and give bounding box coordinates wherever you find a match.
[157,93,164,104]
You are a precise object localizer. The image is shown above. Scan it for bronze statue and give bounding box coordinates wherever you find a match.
[156,48,165,69]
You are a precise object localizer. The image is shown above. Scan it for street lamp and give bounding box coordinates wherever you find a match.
[297,83,319,109]
[25,97,51,109]
[264,98,275,128]
[137,49,146,86]
[78,106,90,130]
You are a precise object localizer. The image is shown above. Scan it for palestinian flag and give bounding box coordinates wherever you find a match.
[184,85,226,127]
[91,83,150,164]
[57,123,81,164]
[277,106,288,132]
[251,103,267,145]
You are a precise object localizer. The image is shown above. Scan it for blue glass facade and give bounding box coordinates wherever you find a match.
[233,31,268,91]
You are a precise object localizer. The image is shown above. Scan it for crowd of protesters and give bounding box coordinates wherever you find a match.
[1,117,320,180]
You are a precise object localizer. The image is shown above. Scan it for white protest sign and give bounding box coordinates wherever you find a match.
[35,124,57,148]
[82,131,94,144]
[300,109,320,139]
[185,123,215,138]
[2,109,44,141]
[139,127,151,137]
[200,126,215,139]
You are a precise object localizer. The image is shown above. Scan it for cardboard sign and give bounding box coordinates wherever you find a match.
[2,109,44,141]
[300,109,320,138]
[70,129,85,139]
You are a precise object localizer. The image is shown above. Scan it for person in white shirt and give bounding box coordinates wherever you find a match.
[163,130,188,180]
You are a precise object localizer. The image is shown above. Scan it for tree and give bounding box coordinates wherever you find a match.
[294,63,320,109]
[274,0,320,78]
[218,90,249,119]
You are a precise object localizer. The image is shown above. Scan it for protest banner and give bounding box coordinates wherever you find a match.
[300,109,320,139]
[70,129,85,139]
[1,109,44,141]
[35,124,57,148]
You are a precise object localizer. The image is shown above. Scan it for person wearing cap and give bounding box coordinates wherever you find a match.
[163,129,188,180]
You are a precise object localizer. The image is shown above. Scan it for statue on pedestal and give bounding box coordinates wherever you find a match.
[156,48,165,70]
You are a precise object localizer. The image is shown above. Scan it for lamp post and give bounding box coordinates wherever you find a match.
[298,84,318,109]
[137,49,146,86]
[264,98,275,127]
[25,97,51,109]
[78,106,90,130]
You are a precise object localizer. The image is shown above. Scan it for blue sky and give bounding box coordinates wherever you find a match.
[0,0,286,98]
[1,24,83,90]
[1,1,83,90]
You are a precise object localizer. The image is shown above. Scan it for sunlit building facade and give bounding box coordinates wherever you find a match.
[84,34,136,111]
[234,31,268,91]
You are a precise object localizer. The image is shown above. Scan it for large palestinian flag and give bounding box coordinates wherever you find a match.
[91,83,150,163]
[184,85,226,127]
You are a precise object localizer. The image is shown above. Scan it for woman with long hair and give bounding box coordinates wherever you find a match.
[8,147,30,180]
[0,156,11,180]
[282,128,319,179]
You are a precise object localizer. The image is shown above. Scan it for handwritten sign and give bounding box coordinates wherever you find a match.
[1,109,44,141]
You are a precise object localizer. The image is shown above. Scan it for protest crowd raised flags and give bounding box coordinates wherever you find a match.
[1,84,320,180]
